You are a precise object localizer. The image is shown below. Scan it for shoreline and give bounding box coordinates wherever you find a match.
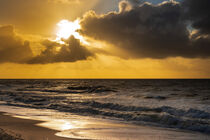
[0,112,74,140]
[0,105,209,140]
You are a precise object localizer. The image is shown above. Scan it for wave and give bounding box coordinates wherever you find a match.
[1,90,210,134]
[1,79,210,134]
[16,85,117,94]
[6,101,210,134]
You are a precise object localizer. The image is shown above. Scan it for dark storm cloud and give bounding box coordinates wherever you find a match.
[80,0,210,59]
[182,0,210,34]
[0,25,33,63]
[28,36,94,64]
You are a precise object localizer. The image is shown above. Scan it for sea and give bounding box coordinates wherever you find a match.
[0,79,210,139]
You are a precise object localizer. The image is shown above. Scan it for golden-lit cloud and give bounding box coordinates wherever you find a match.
[0,25,33,63]
[1,0,210,63]
[0,23,93,64]
[0,0,210,78]
[28,36,94,64]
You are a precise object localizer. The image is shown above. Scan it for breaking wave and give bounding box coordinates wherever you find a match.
[0,79,210,134]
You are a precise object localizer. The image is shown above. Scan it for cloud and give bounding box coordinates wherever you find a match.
[1,0,210,65]
[119,1,133,12]
[182,0,210,34]
[0,25,94,64]
[80,0,210,59]
[0,25,33,63]
[28,36,94,64]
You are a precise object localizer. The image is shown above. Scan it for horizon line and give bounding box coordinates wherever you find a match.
[0,78,209,80]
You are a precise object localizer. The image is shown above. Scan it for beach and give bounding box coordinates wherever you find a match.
[0,79,210,140]
[1,0,210,138]
[0,105,209,140]
[0,112,72,140]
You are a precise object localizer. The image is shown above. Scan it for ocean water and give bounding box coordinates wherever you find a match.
[0,79,210,135]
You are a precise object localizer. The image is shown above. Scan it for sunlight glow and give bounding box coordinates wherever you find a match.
[37,120,75,131]
[61,121,74,130]
[56,19,88,44]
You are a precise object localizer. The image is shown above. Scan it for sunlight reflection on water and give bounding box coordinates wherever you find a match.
[0,105,209,140]
[37,120,76,131]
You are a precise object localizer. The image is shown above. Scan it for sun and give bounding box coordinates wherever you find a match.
[56,19,87,44]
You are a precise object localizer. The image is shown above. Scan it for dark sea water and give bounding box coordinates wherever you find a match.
[0,79,210,134]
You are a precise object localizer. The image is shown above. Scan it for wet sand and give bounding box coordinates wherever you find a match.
[0,105,209,140]
[0,112,74,140]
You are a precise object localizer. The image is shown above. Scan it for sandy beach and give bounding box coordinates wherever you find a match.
[0,112,73,140]
[0,105,209,140]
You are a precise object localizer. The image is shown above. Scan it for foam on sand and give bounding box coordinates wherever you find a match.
[0,105,209,140]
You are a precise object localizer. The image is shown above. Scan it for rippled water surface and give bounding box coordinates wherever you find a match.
[0,79,210,134]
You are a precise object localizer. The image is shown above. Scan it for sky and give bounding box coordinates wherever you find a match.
[0,0,210,78]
